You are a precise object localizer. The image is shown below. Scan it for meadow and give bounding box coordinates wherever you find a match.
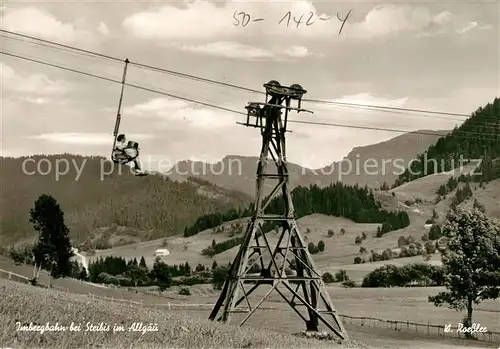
[2,278,498,349]
[0,279,352,349]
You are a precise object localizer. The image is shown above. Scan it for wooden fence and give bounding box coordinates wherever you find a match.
[84,290,500,344]
[339,314,500,343]
[2,269,499,344]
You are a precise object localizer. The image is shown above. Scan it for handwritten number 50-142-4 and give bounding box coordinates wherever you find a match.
[232,10,352,34]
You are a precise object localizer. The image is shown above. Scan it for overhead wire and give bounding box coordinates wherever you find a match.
[303,98,469,119]
[3,29,486,127]
[1,49,498,143]
[0,50,248,116]
[0,34,111,63]
[0,29,473,121]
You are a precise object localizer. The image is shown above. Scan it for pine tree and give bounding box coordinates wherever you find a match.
[139,256,147,269]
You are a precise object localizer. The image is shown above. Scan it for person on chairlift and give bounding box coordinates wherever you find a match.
[114,134,145,175]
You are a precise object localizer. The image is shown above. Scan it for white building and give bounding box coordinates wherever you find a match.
[154,248,170,257]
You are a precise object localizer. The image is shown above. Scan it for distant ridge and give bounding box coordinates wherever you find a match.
[168,130,451,197]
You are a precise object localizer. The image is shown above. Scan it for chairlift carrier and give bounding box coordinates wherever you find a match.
[110,58,140,164]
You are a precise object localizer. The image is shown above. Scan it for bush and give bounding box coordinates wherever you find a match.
[327,229,334,237]
[424,241,437,254]
[428,224,442,240]
[354,256,362,264]
[308,242,318,254]
[381,249,393,261]
[342,280,356,288]
[361,232,367,240]
[322,272,335,283]
[212,265,230,290]
[359,246,367,254]
[362,263,444,288]
[397,236,407,247]
[317,240,325,252]
[354,236,362,244]
[178,275,207,286]
[247,259,261,273]
[178,287,191,295]
[335,270,349,282]
[422,233,429,242]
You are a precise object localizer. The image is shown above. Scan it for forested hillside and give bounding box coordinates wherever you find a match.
[184,183,410,237]
[0,155,250,246]
[394,98,500,187]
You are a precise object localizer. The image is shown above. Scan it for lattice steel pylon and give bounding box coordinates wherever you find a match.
[208,81,348,341]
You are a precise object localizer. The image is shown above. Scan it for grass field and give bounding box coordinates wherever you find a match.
[0,279,355,349]
[2,256,499,337]
[2,278,498,349]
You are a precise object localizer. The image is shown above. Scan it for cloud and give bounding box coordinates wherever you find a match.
[125,97,239,129]
[20,97,51,105]
[97,21,110,35]
[283,46,312,58]
[122,1,230,40]
[346,4,485,40]
[123,1,487,44]
[294,93,415,137]
[334,93,409,107]
[1,7,94,43]
[170,41,320,61]
[175,41,275,60]
[0,148,30,158]
[0,62,70,95]
[26,133,154,145]
[125,98,190,116]
[457,21,477,34]
[122,0,344,41]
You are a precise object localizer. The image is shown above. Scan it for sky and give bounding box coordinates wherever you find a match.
[1,0,498,170]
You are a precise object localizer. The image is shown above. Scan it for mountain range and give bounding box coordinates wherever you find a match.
[167,130,450,197]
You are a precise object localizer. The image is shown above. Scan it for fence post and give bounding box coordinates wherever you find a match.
[8,272,11,280]
[168,303,171,310]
